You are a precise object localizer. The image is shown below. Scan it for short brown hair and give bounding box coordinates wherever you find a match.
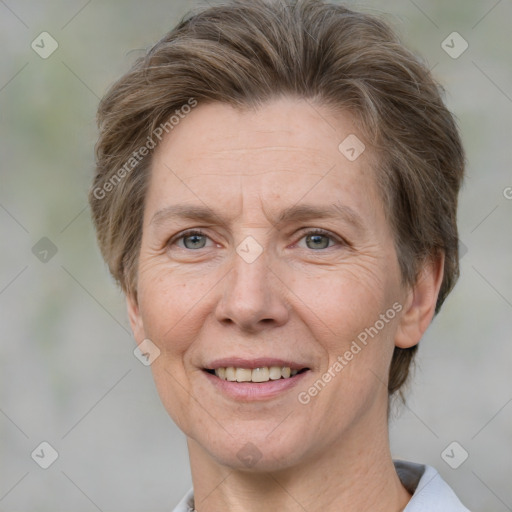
[89,0,465,397]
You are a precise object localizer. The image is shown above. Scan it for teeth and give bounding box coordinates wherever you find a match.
[213,366,303,382]
[252,367,269,382]
[225,367,236,381]
[269,366,282,380]
[235,368,252,382]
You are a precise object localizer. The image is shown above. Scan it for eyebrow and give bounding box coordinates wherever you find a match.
[149,202,365,231]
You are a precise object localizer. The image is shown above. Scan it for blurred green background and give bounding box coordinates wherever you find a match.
[1,1,511,510]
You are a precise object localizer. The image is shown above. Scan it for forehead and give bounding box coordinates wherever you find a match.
[146,98,380,223]
[153,98,364,168]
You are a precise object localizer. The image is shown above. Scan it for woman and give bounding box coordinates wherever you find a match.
[89,1,469,510]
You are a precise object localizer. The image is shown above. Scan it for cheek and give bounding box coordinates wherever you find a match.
[290,261,400,382]
[297,276,398,427]
[137,266,196,354]
[136,267,209,430]
[292,263,388,335]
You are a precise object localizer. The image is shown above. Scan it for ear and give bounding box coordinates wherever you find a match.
[126,292,146,342]
[395,251,445,349]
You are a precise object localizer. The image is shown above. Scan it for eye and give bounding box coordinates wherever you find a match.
[296,229,342,250]
[170,229,213,250]
[168,228,345,252]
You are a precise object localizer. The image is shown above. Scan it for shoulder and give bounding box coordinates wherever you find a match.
[394,459,471,511]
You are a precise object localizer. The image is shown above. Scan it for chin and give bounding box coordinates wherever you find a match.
[193,423,311,472]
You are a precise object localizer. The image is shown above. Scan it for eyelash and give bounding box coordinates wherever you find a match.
[168,228,345,251]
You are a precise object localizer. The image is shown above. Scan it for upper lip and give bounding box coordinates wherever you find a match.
[204,358,310,371]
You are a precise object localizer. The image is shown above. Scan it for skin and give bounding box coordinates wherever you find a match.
[127,97,444,512]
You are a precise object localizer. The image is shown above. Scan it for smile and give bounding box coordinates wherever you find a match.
[207,366,308,382]
[202,359,311,401]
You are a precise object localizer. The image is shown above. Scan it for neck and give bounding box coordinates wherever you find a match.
[186,416,411,512]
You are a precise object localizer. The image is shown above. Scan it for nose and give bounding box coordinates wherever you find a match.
[214,240,290,332]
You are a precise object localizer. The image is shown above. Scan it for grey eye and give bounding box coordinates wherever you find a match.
[182,233,208,249]
[304,233,332,250]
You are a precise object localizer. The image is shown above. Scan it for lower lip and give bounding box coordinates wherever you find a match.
[203,370,310,401]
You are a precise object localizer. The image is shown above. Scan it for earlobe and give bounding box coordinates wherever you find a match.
[126,293,145,341]
[394,252,445,349]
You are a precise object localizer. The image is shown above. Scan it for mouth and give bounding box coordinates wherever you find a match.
[203,366,310,382]
[201,359,311,401]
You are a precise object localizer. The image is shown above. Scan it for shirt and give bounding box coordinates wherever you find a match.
[171,460,471,511]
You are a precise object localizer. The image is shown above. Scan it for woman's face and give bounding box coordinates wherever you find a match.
[127,98,416,471]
